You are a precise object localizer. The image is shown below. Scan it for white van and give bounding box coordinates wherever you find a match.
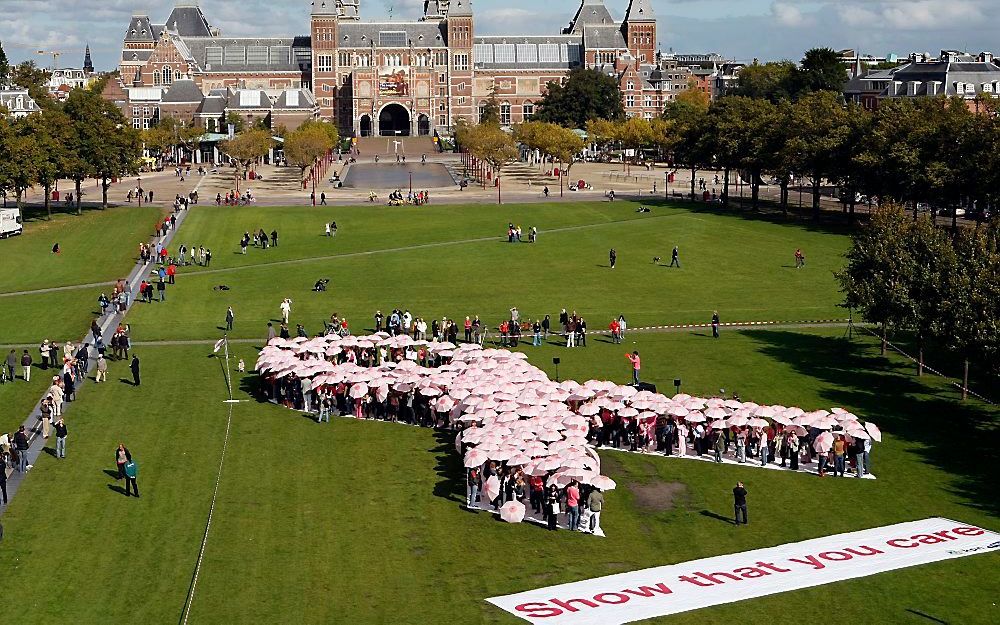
[0,208,23,238]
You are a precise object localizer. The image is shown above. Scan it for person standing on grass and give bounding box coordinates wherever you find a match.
[124,454,139,498]
[833,435,847,477]
[325,222,331,237]
[609,248,616,269]
[54,419,67,458]
[226,306,235,332]
[271,230,278,247]
[587,488,604,534]
[40,339,50,370]
[670,245,680,268]
[626,351,641,385]
[280,299,292,324]
[20,349,33,382]
[466,466,481,509]
[712,311,720,339]
[545,484,560,531]
[733,481,748,525]
[204,249,212,267]
[130,355,141,386]
[565,480,581,531]
[267,322,277,342]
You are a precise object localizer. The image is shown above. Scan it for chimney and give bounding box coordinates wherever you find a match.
[979,52,994,63]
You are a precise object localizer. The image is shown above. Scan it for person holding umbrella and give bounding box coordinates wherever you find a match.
[733,481,748,525]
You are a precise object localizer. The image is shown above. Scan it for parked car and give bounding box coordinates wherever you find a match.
[0,208,23,238]
[937,207,966,218]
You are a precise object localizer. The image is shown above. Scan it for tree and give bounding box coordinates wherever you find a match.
[22,109,72,218]
[795,48,848,96]
[144,116,203,164]
[941,219,1000,393]
[616,117,654,175]
[0,40,9,85]
[534,67,624,129]
[219,128,273,186]
[479,85,501,127]
[784,91,850,218]
[731,61,797,101]
[9,61,52,108]
[837,205,917,355]
[63,89,142,210]
[284,124,334,181]
[224,111,245,134]
[663,91,710,200]
[904,215,958,375]
[464,124,517,203]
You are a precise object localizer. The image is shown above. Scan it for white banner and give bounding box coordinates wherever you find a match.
[488,518,1000,624]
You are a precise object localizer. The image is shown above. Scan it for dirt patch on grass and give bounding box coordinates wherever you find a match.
[628,481,687,512]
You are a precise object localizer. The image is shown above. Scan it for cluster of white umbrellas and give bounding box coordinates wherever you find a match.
[256,334,882,524]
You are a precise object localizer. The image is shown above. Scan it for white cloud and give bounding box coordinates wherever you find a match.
[771,2,809,27]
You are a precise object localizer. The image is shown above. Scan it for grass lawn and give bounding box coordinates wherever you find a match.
[125,201,849,342]
[1,200,996,624]
[0,204,165,293]
[0,333,996,624]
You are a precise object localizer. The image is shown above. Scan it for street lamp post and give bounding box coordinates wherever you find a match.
[665,171,669,199]
[137,177,142,207]
[497,176,502,205]
[409,171,413,195]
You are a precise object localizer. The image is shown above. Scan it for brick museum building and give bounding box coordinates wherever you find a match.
[116,1,693,137]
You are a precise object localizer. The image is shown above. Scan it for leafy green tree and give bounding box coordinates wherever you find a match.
[224,111,245,134]
[534,68,624,128]
[795,48,848,96]
[837,205,917,354]
[785,90,850,218]
[941,219,1000,393]
[10,61,52,108]
[0,40,9,85]
[731,61,797,101]
[663,91,710,200]
[21,109,72,218]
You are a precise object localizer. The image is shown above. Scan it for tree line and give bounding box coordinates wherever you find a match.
[0,86,142,216]
[839,205,1000,390]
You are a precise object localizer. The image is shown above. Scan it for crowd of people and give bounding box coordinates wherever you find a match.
[382,189,431,205]
[256,329,882,535]
[240,229,279,253]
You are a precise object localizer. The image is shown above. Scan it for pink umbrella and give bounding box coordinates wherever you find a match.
[710,419,728,429]
[704,407,728,420]
[578,403,601,416]
[590,475,617,491]
[748,417,770,429]
[348,383,369,398]
[483,475,501,502]
[463,448,488,468]
[538,456,563,471]
[420,386,442,397]
[618,407,640,418]
[668,406,690,417]
[864,422,882,442]
[507,453,532,466]
[499,500,526,523]
[537,429,562,442]
[685,412,706,423]
[787,425,808,437]
[727,415,749,427]
[813,431,834,453]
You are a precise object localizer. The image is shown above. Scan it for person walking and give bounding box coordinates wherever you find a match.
[325,222,331,237]
[625,351,641,385]
[52,418,67,458]
[21,349,32,382]
[733,481,748,525]
[280,298,292,324]
[124,454,140,497]
[712,311,720,339]
[320,192,327,205]
[670,245,680,268]
[95,354,107,383]
[226,306,235,332]
[115,443,131,479]
[130,354,141,386]
[609,248,616,269]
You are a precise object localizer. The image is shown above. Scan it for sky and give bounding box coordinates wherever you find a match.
[1,0,997,71]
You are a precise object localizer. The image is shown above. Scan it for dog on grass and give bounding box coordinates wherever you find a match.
[652,256,661,264]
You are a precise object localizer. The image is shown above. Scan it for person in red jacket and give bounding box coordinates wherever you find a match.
[166,263,176,284]
[609,319,621,344]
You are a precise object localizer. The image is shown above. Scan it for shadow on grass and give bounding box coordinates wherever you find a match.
[744,329,1000,517]
[700,509,735,525]
[430,430,465,504]
[103,469,119,479]
[107,484,128,496]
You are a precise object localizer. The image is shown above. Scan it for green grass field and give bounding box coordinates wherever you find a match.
[0,200,996,624]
